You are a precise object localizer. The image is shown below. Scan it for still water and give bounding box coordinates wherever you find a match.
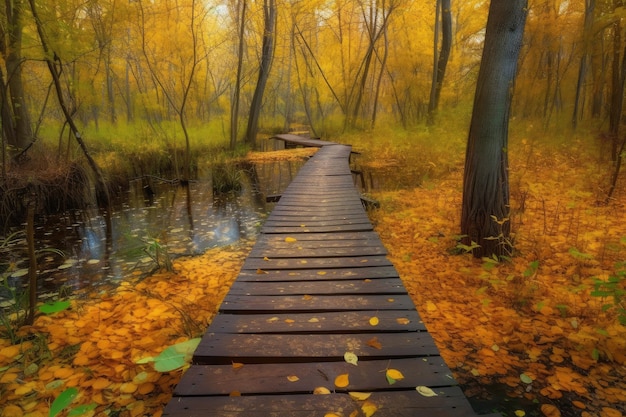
[0,160,304,306]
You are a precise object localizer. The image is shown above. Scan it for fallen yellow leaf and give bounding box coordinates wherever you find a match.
[287,375,299,382]
[361,400,378,417]
[344,351,358,366]
[285,237,297,242]
[335,373,350,388]
[284,319,295,324]
[349,391,372,400]
[386,368,404,385]
[232,362,244,370]
[369,317,379,326]
[396,317,411,325]
[314,386,331,395]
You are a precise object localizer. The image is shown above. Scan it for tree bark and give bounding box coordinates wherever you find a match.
[230,0,246,149]
[1,0,33,150]
[427,0,451,125]
[460,0,527,259]
[245,0,276,145]
[572,0,595,129]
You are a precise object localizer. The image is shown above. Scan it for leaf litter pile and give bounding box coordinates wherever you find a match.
[369,137,626,417]
[0,242,252,417]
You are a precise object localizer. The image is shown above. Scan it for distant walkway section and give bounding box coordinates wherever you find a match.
[163,138,500,416]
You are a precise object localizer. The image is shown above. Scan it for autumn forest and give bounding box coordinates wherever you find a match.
[1,0,626,416]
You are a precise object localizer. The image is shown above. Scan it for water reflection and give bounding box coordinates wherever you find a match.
[0,160,304,305]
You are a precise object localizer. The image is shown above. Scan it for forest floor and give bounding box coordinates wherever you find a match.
[1,139,626,417]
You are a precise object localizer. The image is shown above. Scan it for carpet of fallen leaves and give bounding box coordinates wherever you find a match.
[0,241,252,417]
[368,138,626,417]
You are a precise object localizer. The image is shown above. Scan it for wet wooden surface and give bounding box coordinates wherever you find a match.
[163,138,499,417]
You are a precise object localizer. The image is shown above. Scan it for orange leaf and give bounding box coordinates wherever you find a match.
[232,362,244,370]
[396,318,410,325]
[367,337,382,350]
[540,404,561,417]
[334,373,349,388]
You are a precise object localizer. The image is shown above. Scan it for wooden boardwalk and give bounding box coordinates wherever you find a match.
[163,138,499,416]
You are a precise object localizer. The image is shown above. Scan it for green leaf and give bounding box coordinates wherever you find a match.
[49,388,78,417]
[520,373,533,384]
[39,301,71,315]
[152,338,201,372]
[68,403,97,416]
[592,349,600,361]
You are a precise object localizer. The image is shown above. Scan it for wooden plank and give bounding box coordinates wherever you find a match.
[262,219,372,228]
[261,224,374,234]
[228,278,406,296]
[256,231,383,242]
[219,294,416,312]
[193,332,439,364]
[242,256,391,270]
[174,357,454,396]
[236,266,400,282]
[209,310,426,333]
[249,246,386,258]
[163,389,489,417]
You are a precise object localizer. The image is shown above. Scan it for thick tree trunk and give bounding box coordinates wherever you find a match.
[245,0,276,145]
[460,0,527,259]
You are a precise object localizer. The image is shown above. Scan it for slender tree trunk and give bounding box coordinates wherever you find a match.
[572,0,595,129]
[2,0,32,149]
[230,0,246,149]
[460,0,527,259]
[610,20,623,162]
[371,25,389,129]
[245,0,276,145]
[28,0,112,216]
[427,0,451,125]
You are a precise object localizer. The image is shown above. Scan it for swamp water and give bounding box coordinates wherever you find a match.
[0,159,304,307]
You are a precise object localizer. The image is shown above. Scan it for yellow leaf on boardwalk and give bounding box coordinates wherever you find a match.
[334,373,349,388]
[369,317,379,326]
[386,369,404,385]
[361,400,378,417]
[349,392,372,401]
[287,375,299,382]
[314,386,331,395]
[396,318,410,325]
[344,352,358,366]
[285,237,297,242]
[232,362,244,370]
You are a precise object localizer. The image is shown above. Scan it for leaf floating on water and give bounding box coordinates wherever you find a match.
[287,375,300,382]
[369,316,379,326]
[344,352,359,366]
[366,337,382,350]
[334,373,350,388]
[349,391,372,400]
[416,386,438,397]
[314,386,331,395]
[361,400,378,417]
[285,237,297,242]
[386,369,404,385]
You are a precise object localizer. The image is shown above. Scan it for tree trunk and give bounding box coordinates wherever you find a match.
[230,0,246,149]
[2,0,33,150]
[460,0,527,259]
[427,0,451,125]
[245,0,276,145]
[572,0,595,129]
